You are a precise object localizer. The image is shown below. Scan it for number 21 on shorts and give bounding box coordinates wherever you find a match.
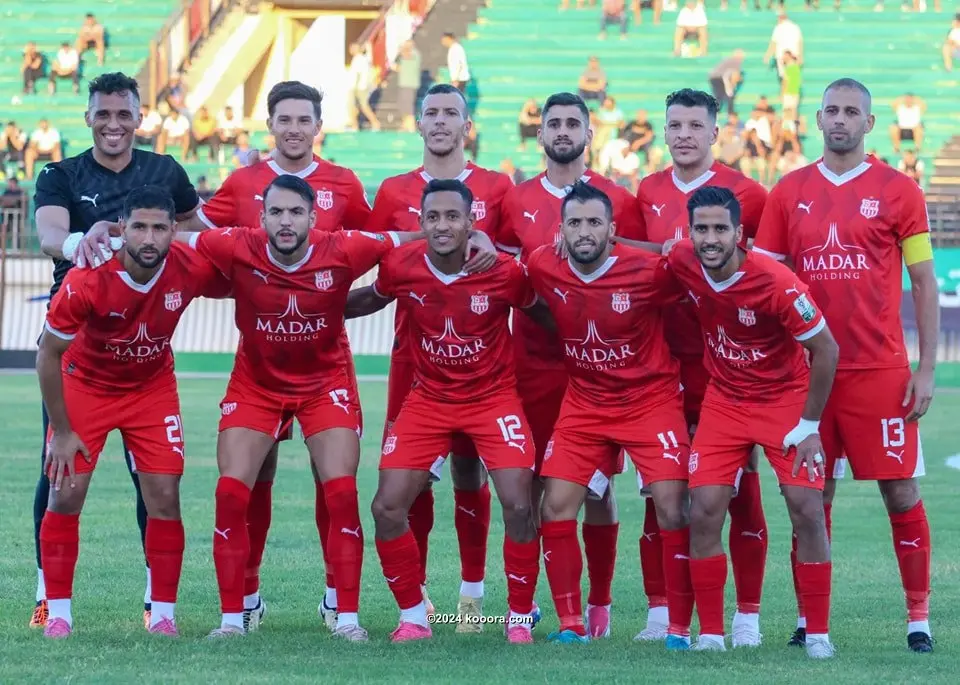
[164,415,185,457]
[497,415,527,455]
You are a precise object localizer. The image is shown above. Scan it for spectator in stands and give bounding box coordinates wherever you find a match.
[76,12,106,66]
[763,11,803,81]
[578,56,608,103]
[442,33,472,94]
[609,141,642,190]
[1,121,27,175]
[560,0,598,10]
[165,74,187,111]
[898,149,924,185]
[464,124,480,161]
[196,175,215,202]
[768,108,803,185]
[232,132,254,167]
[1,176,25,209]
[500,158,525,184]
[594,97,625,154]
[158,109,190,160]
[48,42,81,96]
[599,0,629,40]
[943,13,960,72]
[217,106,245,147]
[396,41,422,132]
[189,106,220,162]
[517,99,542,151]
[714,116,745,170]
[135,105,163,150]
[21,42,44,95]
[707,49,744,114]
[633,0,662,25]
[889,93,926,153]
[780,51,801,111]
[674,0,708,58]
[24,119,62,179]
[314,130,325,158]
[621,108,655,169]
[740,106,773,182]
[347,43,382,131]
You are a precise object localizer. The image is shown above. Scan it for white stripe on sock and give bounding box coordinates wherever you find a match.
[36,567,46,603]
[48,598,72,627]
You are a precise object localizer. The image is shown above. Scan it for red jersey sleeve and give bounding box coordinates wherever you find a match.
[895,178,930,242]
[753,181,791,260]
[633,182,650,242]
[188,227,241,274]
[338,230,400,278]
[45,269,95,341]
[774,274,826,342]
[341,171,373,231]
[613,187,645,241]
[504,258,538,309]
[372,250,398,299]
[495,186,522,254]
[737,178,768,242]
[366,183,398,233]
[177,244,232,298]
[484,173,514,241]
[651,254,686,304]
[196,172,238,228]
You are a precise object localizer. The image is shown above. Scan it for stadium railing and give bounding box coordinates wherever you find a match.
[359,0,436,83]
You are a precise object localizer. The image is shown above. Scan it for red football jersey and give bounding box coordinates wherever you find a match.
[496,170,645,373]
[525,243,683,409]
[196,157,371,232]
[636,163,768,362]
[753,157,928,370]
[667,241,826,403]
[188,227,398,394]
[374,247,535,402]
[367,161,513,363]
[44,243,228,393]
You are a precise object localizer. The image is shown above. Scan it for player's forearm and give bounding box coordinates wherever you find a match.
[801,334,839,421]
[522,300,556,332]
[344,286,392,319]
[911,268,940,372]
[36,345,71,433]
[393,231,425,246]
[38,225,69,260]
[611,236,662,254]
[177,212,210,232]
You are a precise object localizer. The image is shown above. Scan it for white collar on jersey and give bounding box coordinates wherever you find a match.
[265,243,315,272]
[540,173,592,200]
[423,253,467,285]
[267,159,319,179]
[567,254,617,283]
[700,264,746,293]
[117,260,167,293]
[815,159,872,187]
[671,168,716,194]
[420,167,473,184]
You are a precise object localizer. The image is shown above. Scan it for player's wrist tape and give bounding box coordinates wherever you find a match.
[791,418,820,442]
[61,233,82,262]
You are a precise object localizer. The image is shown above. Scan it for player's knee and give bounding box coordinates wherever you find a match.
[688,493,725,534]
[141,475,181,518]
[450,455,485,490]
[784,488,825,532]
[501,499,535,540]
[47,487,84,516]
[371,493,407,537]
[540,492,577,523]
[878,478,920,514]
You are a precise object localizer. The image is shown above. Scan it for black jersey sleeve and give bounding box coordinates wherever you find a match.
[33,165,73,210]
[168,157,200,215]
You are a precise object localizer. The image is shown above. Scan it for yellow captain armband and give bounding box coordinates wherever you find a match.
[902,233,933,266]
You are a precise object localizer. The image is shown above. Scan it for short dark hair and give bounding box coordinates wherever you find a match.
[542,92,590,126]
[687,185,741,228]
[422,83,468,115]
[561,181,613,221]
[267,81,323,120]
[88,72,140,104]
[823,78,872,112]
[665,88,720,121]
[421,178,473,213]
[263,174,316,208]
[123,185,175,221]
[443,32,456,39]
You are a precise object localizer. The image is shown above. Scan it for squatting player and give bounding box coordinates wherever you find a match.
[36,186,227,638]
[666,186,838,658]
[526,182,694,646]
[754,78,938,653]
[347,179,552,643]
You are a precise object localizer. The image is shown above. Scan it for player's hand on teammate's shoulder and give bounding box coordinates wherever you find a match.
[903,367,934,422]
[73,221,122,269]
[44,430,90,491]
[661,238,680,256]
[553,235,569,259]
[463,230,497,273]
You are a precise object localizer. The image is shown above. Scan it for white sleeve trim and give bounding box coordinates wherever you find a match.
[520,292,539,310]
[794,317,826,342]
[371,282,390,300]
[496,242,521,255]
[187,232,201,250]
[196,206,219,229]
[44,321,76,341]
[753,246,787,261]
[386,231,400,247]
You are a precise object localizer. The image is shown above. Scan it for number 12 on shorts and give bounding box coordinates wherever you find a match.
[497,415,527,454]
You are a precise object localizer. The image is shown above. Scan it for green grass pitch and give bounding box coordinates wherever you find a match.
[0,374,958,684]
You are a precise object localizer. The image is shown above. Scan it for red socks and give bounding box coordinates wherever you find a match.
[889,500,931,622]
[583,522,619,606]
[213,476,251,614]
[244,480,273,597]
[314,480,335,590]
[376,529,424,610]
[690,553,727,636]
[660,526,694,637]
[504,536,540,615]
[40,511,80,600]
[454,484,491,583]
[145,518,185,604]
[727,471,767,614]
[541,519,585,635]
[793,501,831,621]
[408,489,435,586]
[640,498,667,608]
[796,561,832,634]
[323,476,364,614]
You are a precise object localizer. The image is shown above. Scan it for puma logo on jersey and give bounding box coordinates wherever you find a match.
[171,446,184,458]
[898,538,921,548]
[252,269,269,284]
[507,574,528,584]
[385,576,399,583]
[886,450,904,464]
[508,440,526,454]
[408,206,421,216]
[65,284,75,298]
[553,288,568,304]
[457,506,476,518]
[642,532,656,542]
[254,194,264,201]
[109,309,127,319]
[785,285,801,296]
[687,290,701,307]
[523,210,539,222]
[409,292,427,306]
[340,526,362,538]
[662,452,681,465]
[214,528,231,540]
[81,193,100,207]
[674,553,690,560]
[652,203,665,216]
[542,551,552,563]
[740,529,764,540]
[797,201,814,214]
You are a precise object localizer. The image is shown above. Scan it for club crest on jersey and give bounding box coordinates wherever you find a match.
[738,308,756,327]
[471,199,486,220]
[382,435,397,455]
[611,292,631,314]
[470,294,489,315]
[688,450,699,474]
[315,270,334,291]
[164,291,182,311]
[221,402,237,416]
[859,198,880,219]
[317,190,334,211]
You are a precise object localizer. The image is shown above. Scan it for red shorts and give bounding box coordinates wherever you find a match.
[47,376,185,476]
[516,366,568,472]
[219,374,362,440]
[690,389,823,491]
[679,357,709,428]
[820,367,924,481]
[542,392,689,496]
[381,389,535,474]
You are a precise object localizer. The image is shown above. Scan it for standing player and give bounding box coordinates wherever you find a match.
[754,78,938,653]
[347,179,550,643]
[30,72,202,629]
[631,88,770,643]
[667,186,838,658]
[495,92,646,638]
[36,186,227,638]
[365,83,514,626]
[527,182,694,647]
